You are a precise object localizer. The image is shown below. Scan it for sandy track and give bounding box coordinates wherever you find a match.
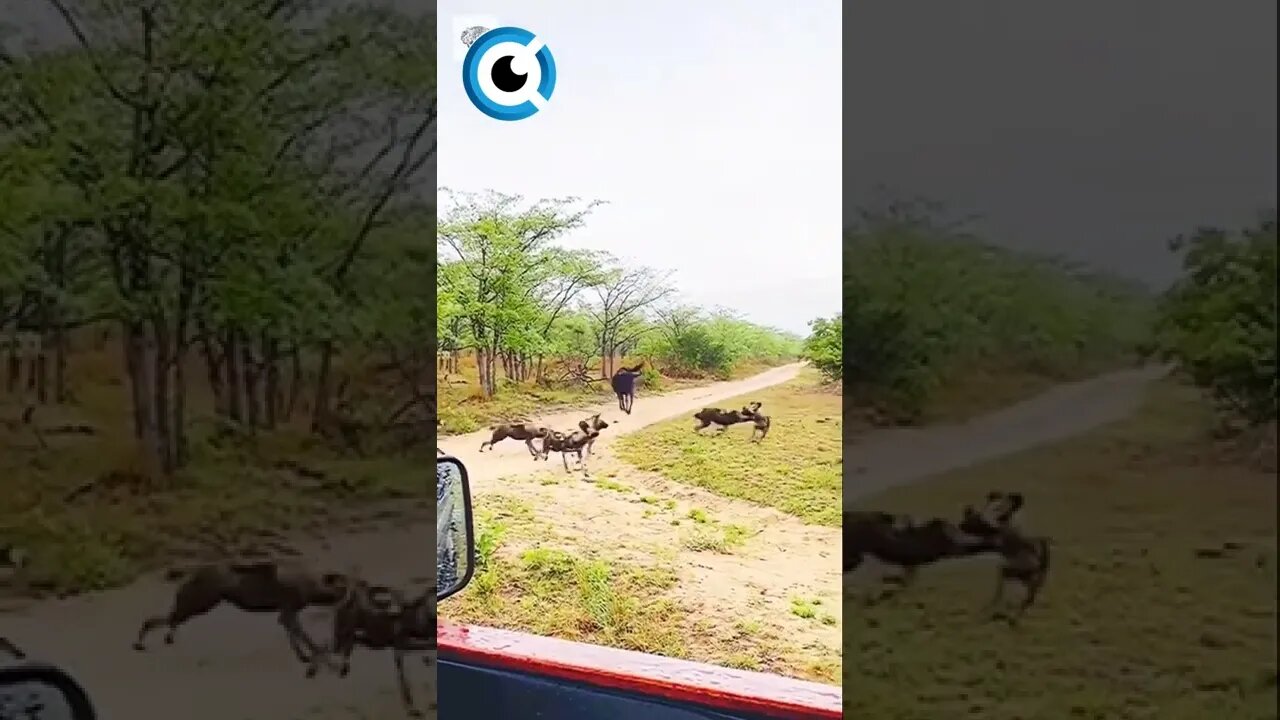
[0,363,1165,718]
[0,363,805,720]
[844,366,1169,505]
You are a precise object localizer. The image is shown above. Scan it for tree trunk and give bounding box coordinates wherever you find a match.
[53,322,67,403]
[262,331,279,428]
[225,327,242,422]
[123,320,149,440]
[243,340,260,429]
[286,344,303,420]
[5,323,19,393]
[312,339,334,432]
[152,319,175,475]
[198,319,224,414]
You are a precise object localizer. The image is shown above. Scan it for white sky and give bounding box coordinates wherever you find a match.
[437,1,842,336]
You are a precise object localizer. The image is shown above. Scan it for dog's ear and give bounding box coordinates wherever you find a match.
[1006,492,1025,513]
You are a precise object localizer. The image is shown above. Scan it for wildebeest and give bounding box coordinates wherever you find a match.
[541,414,609,474]
[692,402,763,434]
[478,422,551,457]
[307,580,436,717]
[132,560,353,662]
[611,362,645,415]
[843,492,1027,603]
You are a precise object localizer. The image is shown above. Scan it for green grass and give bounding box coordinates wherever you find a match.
[1,393,431,596]
[614,369,842,525]
[442,495,839,684]
[844,381,1277,720]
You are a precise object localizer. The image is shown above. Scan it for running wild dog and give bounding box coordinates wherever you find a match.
[843,491,1027,603]
[132,560,352,663]
[541,414,609,474]
[478,422,551,456]
[692,402,763,434]
[959,494,1051,623]
[611,361,645,415]
[307,580,436,717]
[748,411,771,442]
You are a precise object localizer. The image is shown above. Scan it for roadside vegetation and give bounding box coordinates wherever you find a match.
[615,369,842,526]
[1,2,441,597]
[844,213,1277,719]
[842,194,1154,424]
[443,493,841,685]
[435,189,803,433]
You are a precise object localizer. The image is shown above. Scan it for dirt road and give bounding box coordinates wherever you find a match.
[0,363,1165,718]
[0,363,806,720]
[844,365,1170,504]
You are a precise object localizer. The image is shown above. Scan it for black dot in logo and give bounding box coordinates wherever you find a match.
[491,55,528,93]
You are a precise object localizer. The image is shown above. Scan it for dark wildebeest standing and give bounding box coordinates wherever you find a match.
[611,362,645,415]
[132,560,352,663]
[307,581,436,717]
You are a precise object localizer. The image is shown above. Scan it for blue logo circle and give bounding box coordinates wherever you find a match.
[462,27,557,122]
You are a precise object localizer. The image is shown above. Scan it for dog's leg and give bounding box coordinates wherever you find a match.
[0,636,25,660]
[524,438,539,458]
[478,441,490,453]
[561,451,571,473]
[393,641,421,717]
[134,585,219,651]
[278,608,320,663]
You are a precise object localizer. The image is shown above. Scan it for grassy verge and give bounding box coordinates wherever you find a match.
[440,495,839,683]
[843,381,1277,720]
[438,356,790,435]
[614,368,842,526]
[0,404,430,597]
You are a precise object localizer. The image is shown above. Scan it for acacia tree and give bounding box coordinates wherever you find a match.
[436,190,604,399]
[587,265,673,378]
[1,0,435,473]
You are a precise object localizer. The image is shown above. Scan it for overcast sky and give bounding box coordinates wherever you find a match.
[438,1,842,335]
[847,1,1277,286]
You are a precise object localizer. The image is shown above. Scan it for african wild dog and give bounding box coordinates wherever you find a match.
[541,414,609,475]
[478,422,551,457]
[132,560,353,663]
[692,402,763,434]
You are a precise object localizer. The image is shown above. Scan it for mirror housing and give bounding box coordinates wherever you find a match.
[0,662,97,719]
[437,455,476,601]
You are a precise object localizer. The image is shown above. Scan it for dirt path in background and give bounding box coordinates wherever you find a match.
[0,363,1167,719]
[844,365,1170,505]
[0,363,806,720]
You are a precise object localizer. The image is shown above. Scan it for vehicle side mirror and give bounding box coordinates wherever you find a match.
[437,455,476,601]
[0,662,97,719]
